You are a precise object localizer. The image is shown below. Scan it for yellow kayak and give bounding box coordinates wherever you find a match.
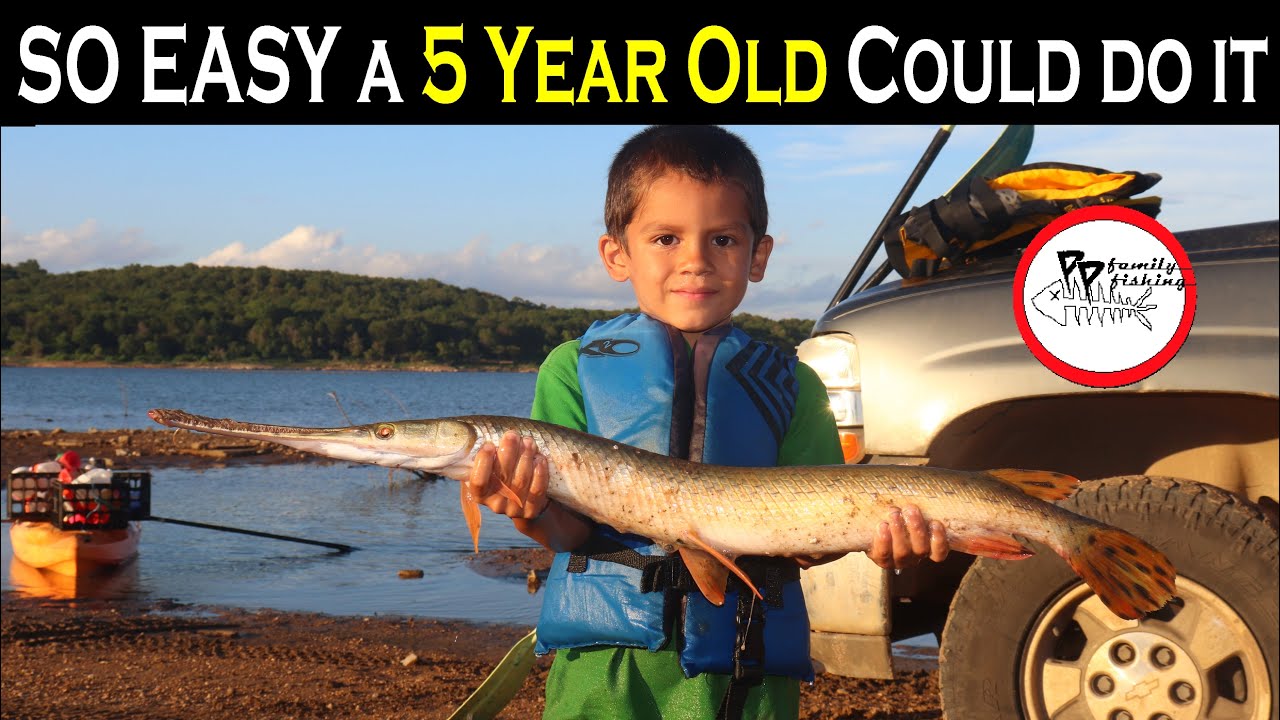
[9,520,141,576]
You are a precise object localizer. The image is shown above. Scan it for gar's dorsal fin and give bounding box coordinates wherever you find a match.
[986,469,1080,502]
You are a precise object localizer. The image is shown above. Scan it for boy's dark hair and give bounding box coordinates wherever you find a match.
[605,125,768,248]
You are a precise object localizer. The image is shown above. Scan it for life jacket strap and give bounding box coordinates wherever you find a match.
[566,534,803,701]
[567,537,799,605]
[565,536,700,594]
[715,584,768,720]
[715,675,760,720]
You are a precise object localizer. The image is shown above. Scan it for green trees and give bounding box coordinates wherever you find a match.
[1,262,816,367]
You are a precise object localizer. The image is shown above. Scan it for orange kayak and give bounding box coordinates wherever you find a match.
[9,520,141,576]
[8,553,140,600]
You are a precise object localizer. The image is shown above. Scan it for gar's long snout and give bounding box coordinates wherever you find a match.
[147,408,478,473]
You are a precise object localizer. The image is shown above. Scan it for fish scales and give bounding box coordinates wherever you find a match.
[461,417,1073,558]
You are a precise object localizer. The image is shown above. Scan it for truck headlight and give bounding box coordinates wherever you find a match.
[826,389,863,427]
[797,333,865,462]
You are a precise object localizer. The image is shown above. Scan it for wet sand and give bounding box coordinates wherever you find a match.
[2,429,942,719]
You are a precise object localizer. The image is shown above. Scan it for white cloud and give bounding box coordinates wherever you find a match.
[0,216,159,272]
[191,224,839,319]
[740,257,848,320]
[775,126,935,164]
[197,225,345,268]
[196,225,636,311]
[771,127,926,183]
[0,215,851,320]
[771,125,1008,182]
[814,161,896,178]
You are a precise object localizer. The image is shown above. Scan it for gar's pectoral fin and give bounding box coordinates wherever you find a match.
[460,439,527,554]
[461,482,482,553]
[679,530,763,606]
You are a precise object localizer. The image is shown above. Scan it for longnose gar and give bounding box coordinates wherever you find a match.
[147,409,1177,620]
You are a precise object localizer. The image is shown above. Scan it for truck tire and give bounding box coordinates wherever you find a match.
[938,475,1278,720]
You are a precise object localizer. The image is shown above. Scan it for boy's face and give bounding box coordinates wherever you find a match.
[599,172,772,341]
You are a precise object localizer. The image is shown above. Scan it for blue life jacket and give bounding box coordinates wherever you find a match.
[533,312,814,683]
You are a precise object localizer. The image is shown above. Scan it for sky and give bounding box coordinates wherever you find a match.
[2,124,1277,320]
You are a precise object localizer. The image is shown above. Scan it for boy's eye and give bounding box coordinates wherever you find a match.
[711,235,736,248]
[654,235,678,246]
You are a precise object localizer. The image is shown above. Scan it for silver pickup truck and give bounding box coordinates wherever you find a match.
[796,131,1278,720]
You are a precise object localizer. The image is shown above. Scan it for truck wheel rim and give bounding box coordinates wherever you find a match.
[1019,577,1271,720]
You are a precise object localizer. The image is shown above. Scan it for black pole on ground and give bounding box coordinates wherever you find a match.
[146,515,356,553]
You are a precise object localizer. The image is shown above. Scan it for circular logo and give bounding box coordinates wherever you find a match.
[1013,206,1196,388]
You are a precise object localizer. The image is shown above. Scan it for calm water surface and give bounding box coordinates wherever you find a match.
[2,366,545,625]
[1,365,536,430]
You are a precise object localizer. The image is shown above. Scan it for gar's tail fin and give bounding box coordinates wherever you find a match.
[1060,525,1178,620]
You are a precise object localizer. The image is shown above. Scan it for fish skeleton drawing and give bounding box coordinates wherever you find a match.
[1032,278,1158,330]
[147,409,1178,620]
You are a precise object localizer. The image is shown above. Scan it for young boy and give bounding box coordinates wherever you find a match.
[468,125,948,720]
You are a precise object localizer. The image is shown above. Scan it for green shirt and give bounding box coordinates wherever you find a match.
[531,338,843,720]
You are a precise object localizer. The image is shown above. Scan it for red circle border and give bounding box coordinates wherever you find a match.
[1012,206,1198,388]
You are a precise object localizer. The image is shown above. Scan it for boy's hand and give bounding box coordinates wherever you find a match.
[467,431,592,553]
[467,431,550,520]
[866,505,949,570]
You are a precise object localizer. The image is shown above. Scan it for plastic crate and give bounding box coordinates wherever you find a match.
[6,471,59,521]
[111,472,152,520]
[7,470,151,529]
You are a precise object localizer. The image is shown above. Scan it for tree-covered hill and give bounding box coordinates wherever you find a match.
[1,261,816,368]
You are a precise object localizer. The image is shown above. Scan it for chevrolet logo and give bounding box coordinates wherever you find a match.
[1125,678,1160,701]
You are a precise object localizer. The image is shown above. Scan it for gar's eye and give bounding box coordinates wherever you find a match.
[375,424,395,439]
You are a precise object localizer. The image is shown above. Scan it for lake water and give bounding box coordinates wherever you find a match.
[0,365,537,431]
[2,366,547,625]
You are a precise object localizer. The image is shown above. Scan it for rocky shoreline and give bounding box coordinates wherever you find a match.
[3,426,324,472]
